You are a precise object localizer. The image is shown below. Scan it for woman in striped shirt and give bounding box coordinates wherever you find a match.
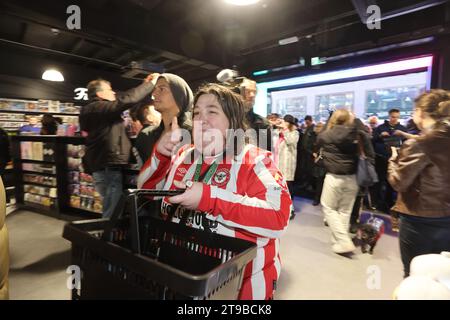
[138,83,292,300]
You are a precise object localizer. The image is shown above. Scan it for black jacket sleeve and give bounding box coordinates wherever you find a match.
[95,81,155,119]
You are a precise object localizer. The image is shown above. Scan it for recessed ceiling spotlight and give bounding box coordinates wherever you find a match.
[224,0,261,6]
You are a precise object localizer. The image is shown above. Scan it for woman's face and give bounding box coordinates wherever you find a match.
[193,93,230,157]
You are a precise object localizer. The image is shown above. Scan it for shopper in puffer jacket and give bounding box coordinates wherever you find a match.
[317,109,373,254]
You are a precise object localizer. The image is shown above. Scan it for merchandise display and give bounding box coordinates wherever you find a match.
[21,163,56,174]
[23,173,57,186]
[20,141,55,161]
[0,98,80,134]
[67,144,102,214]
[0,98,80,113]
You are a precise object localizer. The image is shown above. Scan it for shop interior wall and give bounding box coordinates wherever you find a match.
[0,45,140,103]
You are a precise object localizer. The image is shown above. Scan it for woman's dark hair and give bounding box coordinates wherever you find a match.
[194,83,247,131]
[414,89,450,122]
[40,114,58,135]
[193,83,248,157]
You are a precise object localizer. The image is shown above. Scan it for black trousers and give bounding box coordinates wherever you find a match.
[374,155,395,213]
[314,175,325,203]
[399,214,450,277]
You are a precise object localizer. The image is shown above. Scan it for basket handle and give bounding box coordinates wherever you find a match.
[101,189,185,253]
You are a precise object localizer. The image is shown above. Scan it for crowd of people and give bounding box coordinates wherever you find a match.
[39,71,450,298]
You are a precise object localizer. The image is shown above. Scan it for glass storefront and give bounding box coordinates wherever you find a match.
[315,92,354,122]
[366,85,426,120]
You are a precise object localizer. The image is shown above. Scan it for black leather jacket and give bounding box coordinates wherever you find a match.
[79,81,154,173]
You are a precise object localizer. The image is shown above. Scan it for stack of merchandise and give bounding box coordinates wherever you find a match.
[67,144,102,214]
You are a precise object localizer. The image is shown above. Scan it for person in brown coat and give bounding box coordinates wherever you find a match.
[388,89,450,277]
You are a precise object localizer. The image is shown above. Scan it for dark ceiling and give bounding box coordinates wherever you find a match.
[0,0,449,88]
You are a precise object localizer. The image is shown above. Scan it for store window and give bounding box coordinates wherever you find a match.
[315,92,354,122]
[272,96,307,119]
[366,85,426,120]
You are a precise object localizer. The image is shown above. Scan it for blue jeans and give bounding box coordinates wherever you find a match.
[93,168,123,219]
[399,214,450,277]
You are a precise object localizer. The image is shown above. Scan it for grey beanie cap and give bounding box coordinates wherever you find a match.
[158,73,193,113]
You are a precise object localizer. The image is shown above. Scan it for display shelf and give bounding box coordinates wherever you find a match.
[18,159,55,165]
[21,202,59,218]
[11,135,88,219]
[66,206,102,218]
[20,181,56,188]
[11,135,140,220]
[21,170,57,177]
[0,109,79,116]
[24,191,57,199]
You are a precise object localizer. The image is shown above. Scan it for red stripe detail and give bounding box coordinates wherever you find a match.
[263,240,277,299]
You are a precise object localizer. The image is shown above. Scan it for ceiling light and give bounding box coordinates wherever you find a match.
[278,36,299,46]
[42,69,64,82]
[224,0,261,6]
[253,70,269,76]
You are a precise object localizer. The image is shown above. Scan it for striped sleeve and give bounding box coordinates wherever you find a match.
[197,153,291,239]
[137,147,171,190]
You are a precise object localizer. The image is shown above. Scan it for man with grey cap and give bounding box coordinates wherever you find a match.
[80,74,157,218]
[135,73,193,164]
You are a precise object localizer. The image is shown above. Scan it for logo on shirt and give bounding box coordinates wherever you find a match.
[175,167,188,178]
[213,168,230,187]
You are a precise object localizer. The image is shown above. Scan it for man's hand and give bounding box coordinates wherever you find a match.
[390,146,399,161]
[169,180,203,210]
[156,117,182,157]
[381,131,390,138]
[144,73,160,85]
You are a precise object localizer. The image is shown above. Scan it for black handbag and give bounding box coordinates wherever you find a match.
[356,135,378,187]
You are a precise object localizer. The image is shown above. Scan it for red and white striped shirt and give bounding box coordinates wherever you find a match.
[137,144,292,300]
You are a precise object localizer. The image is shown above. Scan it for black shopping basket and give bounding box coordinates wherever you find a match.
[62,189,257,300]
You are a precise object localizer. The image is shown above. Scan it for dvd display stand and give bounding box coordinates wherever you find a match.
[11,135,140,220]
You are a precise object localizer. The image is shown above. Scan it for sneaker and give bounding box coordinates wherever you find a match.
[312,200,320,206]
[290,212,296,220]
[332,242,355,254]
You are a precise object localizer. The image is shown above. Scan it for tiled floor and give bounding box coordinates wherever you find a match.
[6,198,403,300]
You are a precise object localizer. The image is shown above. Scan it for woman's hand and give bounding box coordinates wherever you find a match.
[393,130,406,137]
[169,180,204,210]
[156,117,182,157]
[390,146,399,161]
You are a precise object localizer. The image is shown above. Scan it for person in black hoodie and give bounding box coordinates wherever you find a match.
[317,109,373,254]
[79,74,157,218]
[134,74,193,166]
